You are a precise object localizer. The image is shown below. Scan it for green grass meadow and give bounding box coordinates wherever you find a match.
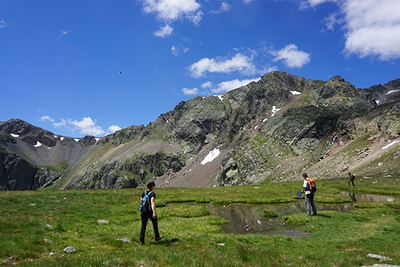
[1,177,400,266]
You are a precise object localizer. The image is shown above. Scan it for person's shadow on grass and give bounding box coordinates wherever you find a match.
[152,238,179,246]
[315,214,331,218]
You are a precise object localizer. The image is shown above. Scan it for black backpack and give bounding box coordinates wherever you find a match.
[307,178,317,193]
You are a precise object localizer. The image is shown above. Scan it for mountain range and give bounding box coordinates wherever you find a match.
[1,71,400,190]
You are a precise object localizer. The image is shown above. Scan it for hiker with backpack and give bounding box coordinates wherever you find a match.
[348,172,355,186]
[139,180,163,245]
[301,173,317,216]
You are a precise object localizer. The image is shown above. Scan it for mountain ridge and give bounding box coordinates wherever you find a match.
[1,71,400,190]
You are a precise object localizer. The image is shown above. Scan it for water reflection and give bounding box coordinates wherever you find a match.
[340,192,397,203]
[208,192,398,236]
[208,204,310,237]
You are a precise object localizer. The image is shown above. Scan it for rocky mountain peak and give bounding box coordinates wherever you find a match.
[384,78,400,90]
[329,76,345,83]
[0,119,57,147]
[78,135,97,146]
[363,78,400,106]
[99,125,145,146]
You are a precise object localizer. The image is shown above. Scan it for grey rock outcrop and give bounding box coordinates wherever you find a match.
[99,125,145,146]
[169,96,230,153]
[66,152,184,189]
[363,78,400,106]
[78,135,97,146]
[0,150,38,190]
[0,149,61,190]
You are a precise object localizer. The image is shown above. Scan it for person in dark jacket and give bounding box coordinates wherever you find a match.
[348,172,355,186]
[139,180,162,245]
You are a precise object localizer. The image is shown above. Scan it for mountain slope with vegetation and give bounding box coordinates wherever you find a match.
[1,72,399,190]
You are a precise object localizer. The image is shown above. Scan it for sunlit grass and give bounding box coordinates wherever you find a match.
[0,177,399,266]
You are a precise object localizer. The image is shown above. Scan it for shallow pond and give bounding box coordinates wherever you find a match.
[207,192,398,236]
[339,191,398,203]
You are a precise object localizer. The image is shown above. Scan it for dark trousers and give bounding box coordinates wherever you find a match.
[348,179,355,186]
[305,193,317,216]
[140,212,160,243]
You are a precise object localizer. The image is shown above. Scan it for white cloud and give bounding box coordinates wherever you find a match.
[182,87,199,95]
[258,65,278,74]
[68,117,105,136]
[40,115,55,122]
[243,0,254,4]
[171,45,190,56]
[305,0,400,60]
[0,19,7,29]
[270,44,311,68]
[342,0,400,60]
[142,0,201,24]
[171,46,179,56]
[53,119,67,128]
[301,0,336,8]
[211,78,260,93]
[60,30,71,36]
[211,2,231,14]
[220,2,230,12]
[108,125,121,134]
[154,24,173,38]
[44,116,122,136]
[188,53,256,77]
[187,10,203,25]
[323,12,339,31]
[201,81,213,89]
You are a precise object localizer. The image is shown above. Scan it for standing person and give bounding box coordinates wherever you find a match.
[301,173,317,216]
[348,172,355,186]
[139,180,163,245]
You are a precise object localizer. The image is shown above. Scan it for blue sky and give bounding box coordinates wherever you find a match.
[1,0,399,137]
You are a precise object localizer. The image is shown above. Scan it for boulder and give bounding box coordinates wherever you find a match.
[63,246,76,253]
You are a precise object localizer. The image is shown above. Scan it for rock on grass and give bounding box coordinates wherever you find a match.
[63,246,76,253]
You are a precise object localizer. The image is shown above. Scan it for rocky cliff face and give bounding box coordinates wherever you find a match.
[0,120,97,190]
[2,72,400,190]
[363,78,400,106]
[65,152,184,189]
[0,149,61,190]
[216,75,400,186]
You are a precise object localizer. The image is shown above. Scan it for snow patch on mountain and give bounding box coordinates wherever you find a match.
[382,140,399,150]
[201,148,221,165]
[386,90,400,95]
[34,141,42,148]
[271,106,281,117]
[290,91,301,95]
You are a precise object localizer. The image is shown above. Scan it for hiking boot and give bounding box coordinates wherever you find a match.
[139,241,145,246]
[155,235,163,241]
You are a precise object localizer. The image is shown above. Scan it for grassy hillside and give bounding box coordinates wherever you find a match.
[1,177,400,266]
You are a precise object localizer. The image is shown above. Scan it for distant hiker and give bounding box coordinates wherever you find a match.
[348,172,355,186]
[139,180,163,245]
[301,173,317,216]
